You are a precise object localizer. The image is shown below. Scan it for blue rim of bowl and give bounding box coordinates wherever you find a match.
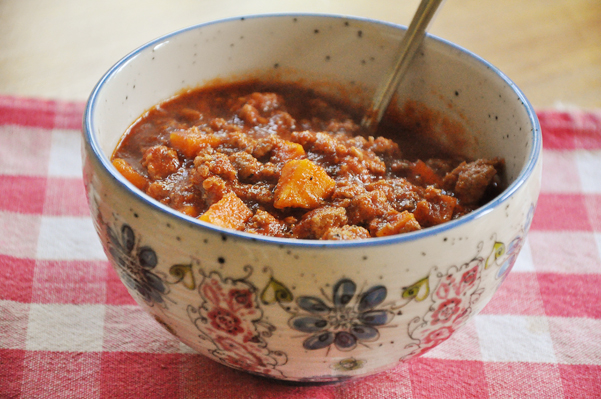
[83,12,542,249]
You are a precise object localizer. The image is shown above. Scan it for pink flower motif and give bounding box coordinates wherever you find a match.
[200,276,260,325]
[461,266,478,286]
[227,288,254,311]
[207,307,244,335]
[435,275,456,300]
[178,270,290,378]
[431,298,462,325]
[422,326,454,347]
[454,263,479,296]
[193,272,282,373]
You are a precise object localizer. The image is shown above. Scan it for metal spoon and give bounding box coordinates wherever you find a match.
[361,0,445,132]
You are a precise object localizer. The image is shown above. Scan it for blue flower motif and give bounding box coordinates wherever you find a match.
[289,279,393,351]
[496,236,522,280]
[107,224,167,305]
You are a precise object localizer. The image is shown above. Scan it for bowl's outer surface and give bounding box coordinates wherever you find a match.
[83,14,542,382]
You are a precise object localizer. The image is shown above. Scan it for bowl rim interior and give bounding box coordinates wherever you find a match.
[83,12,542,249]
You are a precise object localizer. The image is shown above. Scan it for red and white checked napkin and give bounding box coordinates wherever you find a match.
[1,96,600,398]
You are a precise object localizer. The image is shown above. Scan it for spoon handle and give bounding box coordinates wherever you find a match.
[361,0,445,132]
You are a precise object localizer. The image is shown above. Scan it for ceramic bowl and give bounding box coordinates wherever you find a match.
[82,14,542,382]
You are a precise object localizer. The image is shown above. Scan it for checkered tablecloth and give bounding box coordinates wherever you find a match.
[1,95,600,398]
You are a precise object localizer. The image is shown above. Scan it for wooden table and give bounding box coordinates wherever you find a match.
[1,0,599,108]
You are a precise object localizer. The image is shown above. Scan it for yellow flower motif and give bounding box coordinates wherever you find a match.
[332,357,366,372]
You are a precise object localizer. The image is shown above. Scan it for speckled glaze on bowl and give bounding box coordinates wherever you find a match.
[82,14,542,382]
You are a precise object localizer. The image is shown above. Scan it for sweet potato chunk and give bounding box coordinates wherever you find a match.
[413,187,458,227]
[410,160,443,187]
[170,127,219,158]
[176,205,201,217]
[198,192,252,230]
[370,210,421,237]
[112,158,148,191]
[273,159,335,209]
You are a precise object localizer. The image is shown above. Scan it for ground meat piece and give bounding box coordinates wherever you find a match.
[146,169,201,213]
[330,180,366,208]
[329,137,386,178]
[443,158,503,205]
[366,179,422,213]
[346,190,393,225]
[316,132,349,160]
[337,156,381,182]
[229,151,280,183]
[321,225,371,240]
[201,176,230,206]
[293,206,348,239]
[365,136,401,157]
[267,111,296,135]
[252,136,278,159]
[170,182,202,216]
[290,130,317,148]
[142,145,180,180]
[217,131,257,154]
[231,182,275,207]
[238,104,268,126]
[194,151,237,181]
[291,131,348,163]
[244,209,288,237]
[146,181,171,203]
[362,155,387,176]
[246,92,283,113]
[331,180,367,201]
[255,162,280,182]
[229,151,261,181]
[309,132,342,158]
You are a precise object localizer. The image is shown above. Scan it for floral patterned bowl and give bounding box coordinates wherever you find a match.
[82,14,542,382]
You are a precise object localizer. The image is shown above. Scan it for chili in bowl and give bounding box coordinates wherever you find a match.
[111,81,506,240]
[83,14,541,382]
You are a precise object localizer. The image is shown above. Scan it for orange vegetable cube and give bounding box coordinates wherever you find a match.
[410,160,443,187]
[112,158,149,191]
[371,210,421,237]
[198,192,252,230]
[176,205,201,218]
[170,127,220,158]
[273,159,336,209]
[414,196,457,227]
